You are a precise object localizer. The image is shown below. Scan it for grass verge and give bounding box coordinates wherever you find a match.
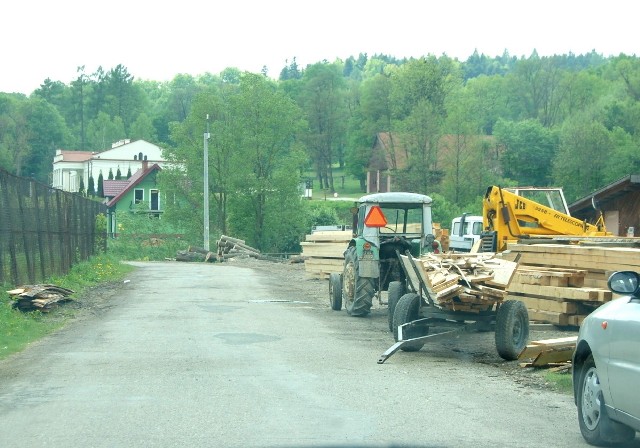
[0,253,134,361]
[542,370,573,394]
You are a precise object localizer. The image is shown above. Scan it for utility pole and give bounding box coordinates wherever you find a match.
[203,114,210,251]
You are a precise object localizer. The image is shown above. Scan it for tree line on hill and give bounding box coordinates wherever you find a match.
[1,50,639,251]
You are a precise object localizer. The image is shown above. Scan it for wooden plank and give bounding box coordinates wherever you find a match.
[304,231,352,242]
[483,258,519,288]
[518,336,577,359]
[516,296,577,314]
[507,283,611,302]
[527,309,569,326]
[531,347,575,366]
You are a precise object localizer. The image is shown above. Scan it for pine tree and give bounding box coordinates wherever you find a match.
[79,178,86,196]
[116,167,122,180]
[127,167,132,179]
[97,172,104,197]
[108,168,114,180]
[87,176,95,197]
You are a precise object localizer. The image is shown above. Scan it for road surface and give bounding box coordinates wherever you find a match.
[0,261,634,447]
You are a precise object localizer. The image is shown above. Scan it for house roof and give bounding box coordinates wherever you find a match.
[57,151,96,162]
[569,174,640,215]
[103,180,130,198]
[106,163,162,208]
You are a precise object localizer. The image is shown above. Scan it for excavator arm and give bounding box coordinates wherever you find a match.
[481,186,608,252]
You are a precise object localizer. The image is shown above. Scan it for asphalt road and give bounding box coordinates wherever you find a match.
[0,261,634,447]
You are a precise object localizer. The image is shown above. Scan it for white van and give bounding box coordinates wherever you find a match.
[449,214,483,252]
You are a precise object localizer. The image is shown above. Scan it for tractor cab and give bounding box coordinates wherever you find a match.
[334,192,434,316]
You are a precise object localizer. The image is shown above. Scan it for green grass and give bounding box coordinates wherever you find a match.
[542,370,573,394]
[304,166,366,200]
[0,252,134,360]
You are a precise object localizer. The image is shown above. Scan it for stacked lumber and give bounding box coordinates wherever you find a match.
[503,243,632,326]
[413,253,518,312]
[518,336,577,370]
[7,284,75,312]
[301,230,351,279]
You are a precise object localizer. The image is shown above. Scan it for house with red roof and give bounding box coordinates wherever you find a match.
[102,161,163,236]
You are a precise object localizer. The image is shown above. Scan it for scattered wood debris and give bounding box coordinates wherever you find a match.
[404,252,518,312]
[518,336,577,369]
[6,284,75,312]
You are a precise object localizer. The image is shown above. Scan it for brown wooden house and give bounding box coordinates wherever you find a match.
[569,174,640,237]
[367,132,496,193]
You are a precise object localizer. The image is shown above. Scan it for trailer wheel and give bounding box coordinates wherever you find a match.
[342,246,375,316]
[392,293,426,352]
[495,300,529,360]
[387,281,405,331]
[329,273,342,311]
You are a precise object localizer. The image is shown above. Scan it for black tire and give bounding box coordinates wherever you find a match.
[577,354,636,445]
[495,300,529,360]
[329,272,342,311]
[392,293,426,352]
[342,246,375,316]
[387,281,406,332]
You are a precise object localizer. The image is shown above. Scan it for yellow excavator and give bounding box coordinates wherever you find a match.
[480,186,610,252]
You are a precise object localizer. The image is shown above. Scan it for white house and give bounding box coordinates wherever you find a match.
[51,139,172,193]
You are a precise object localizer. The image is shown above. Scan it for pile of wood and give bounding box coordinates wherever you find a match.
[518,336,577,371]
[409,252,519,312]
[301,230,351,279]
[216,235,261,260]
[503,242,631,326]
[215,235,284,262]
[175,246,216,262]
[7,284,75,312]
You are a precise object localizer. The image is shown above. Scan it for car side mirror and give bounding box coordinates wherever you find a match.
[608,271,640,296]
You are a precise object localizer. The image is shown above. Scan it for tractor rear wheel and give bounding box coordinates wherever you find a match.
[342,246,375,316]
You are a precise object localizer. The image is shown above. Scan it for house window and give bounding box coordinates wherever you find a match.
[150,189,159,211]
[134,189,144,204]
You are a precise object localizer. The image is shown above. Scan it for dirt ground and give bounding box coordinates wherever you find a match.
[63,256,578,393]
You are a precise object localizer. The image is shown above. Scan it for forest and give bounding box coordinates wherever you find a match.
[1,50,640,252]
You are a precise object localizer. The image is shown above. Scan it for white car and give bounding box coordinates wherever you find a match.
[573,271,640,445]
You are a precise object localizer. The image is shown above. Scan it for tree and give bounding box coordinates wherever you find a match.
[78,177,86,196]
[87,175,96,197]
[225,73,307,250]
[494,119,558,186]
[299,62,348,192]
[20,97,71,181]
[552,116,612,202]
[97,171,104,197]
[86,112,126,150]
[116,167,122,180]
[108,168,114,180]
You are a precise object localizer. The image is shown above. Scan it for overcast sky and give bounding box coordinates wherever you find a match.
[2,0,637,95]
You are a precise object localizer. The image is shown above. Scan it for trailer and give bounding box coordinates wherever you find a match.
[377,251,529,364]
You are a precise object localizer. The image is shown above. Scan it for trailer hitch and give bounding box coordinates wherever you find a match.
[377,320,483,364]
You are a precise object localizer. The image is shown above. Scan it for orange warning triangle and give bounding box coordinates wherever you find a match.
[364,205,387,227]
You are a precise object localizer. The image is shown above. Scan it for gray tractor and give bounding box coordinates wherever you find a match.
[329,192,436,327]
